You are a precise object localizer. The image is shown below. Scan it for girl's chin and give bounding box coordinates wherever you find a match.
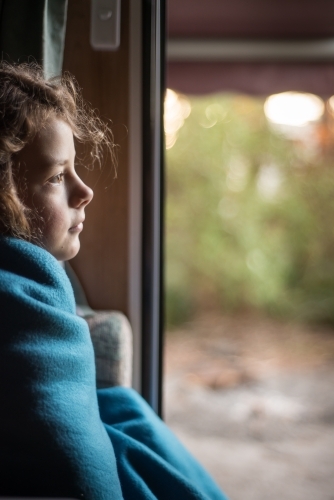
[47,238,81,262]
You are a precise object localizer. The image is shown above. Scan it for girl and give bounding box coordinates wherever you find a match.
[0,62,228,500]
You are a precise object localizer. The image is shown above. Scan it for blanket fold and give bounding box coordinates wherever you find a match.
[98,387,228,500]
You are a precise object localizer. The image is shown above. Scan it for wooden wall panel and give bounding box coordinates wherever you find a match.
[63,0,129,312]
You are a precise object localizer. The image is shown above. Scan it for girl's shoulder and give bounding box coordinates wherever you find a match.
[0,236,75,311]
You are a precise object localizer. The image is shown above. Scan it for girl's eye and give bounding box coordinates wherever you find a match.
[48,172,64,185]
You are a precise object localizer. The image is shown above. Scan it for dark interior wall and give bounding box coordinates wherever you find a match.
[63,0,130,312]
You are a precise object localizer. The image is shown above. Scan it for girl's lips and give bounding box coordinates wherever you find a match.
[69,222,83,232]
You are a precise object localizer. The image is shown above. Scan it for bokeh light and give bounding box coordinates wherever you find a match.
[264,91,324,127]
[327,95,334,116]
[164,89,191,149]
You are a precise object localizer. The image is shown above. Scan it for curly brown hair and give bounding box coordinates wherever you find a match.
[0,61,114,241]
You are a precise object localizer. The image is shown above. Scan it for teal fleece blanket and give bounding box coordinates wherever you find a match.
[0,237,123,499]
[0,237,227,500]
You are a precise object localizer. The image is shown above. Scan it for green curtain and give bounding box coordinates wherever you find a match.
[0,0,68,77]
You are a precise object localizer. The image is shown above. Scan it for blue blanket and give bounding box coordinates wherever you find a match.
[0,237,228,500]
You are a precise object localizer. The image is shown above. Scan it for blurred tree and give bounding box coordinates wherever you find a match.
[165,93,334,327]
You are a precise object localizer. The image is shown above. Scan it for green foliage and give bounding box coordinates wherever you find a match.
[165,93,334,326]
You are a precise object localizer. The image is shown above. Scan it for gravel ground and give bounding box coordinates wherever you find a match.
[163,314,334,500]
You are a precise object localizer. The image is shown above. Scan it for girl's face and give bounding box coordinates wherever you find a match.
[16,117,93,261]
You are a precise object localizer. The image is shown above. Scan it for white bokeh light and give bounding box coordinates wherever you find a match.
[264,92,324,127]
[164,89,191,149]
[257,163,283,200]
[327,95,334,116]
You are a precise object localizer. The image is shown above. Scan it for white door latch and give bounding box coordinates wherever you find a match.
[90,0,121,51]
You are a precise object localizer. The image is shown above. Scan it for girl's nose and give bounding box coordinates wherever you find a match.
[71,177,94,208]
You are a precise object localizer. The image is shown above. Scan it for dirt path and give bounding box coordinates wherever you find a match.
[164,314,334,500]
